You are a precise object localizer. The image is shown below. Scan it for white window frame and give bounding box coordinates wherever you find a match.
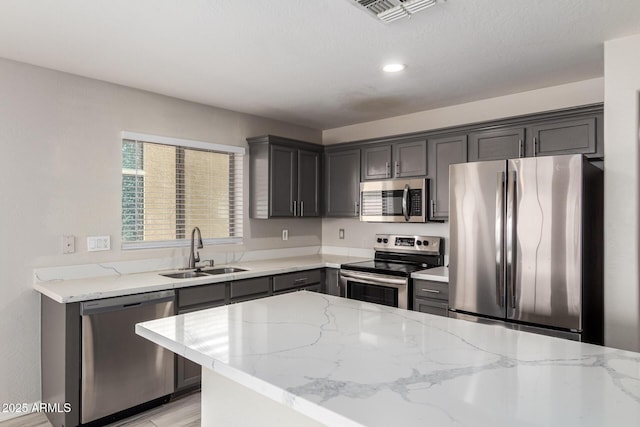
[121,131,245,250]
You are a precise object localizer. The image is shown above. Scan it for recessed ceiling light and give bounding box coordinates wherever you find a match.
[383,63,406,73]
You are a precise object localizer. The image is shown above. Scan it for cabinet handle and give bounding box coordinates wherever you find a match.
[421,289,441,294]
[395,161,400,177]
[518,139,523,158]
[293,201,297,217]
[533,137,538,157]
[386,161,390,178]
[300,201,304,217]
[294,278,308,284]
[430,199,436,218]
[354,201,359,216]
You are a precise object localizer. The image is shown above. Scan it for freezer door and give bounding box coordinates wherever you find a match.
[506,155,583,330]
[449,160,506,318]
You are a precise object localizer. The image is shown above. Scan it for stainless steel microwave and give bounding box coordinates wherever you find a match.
[360,178,429,222]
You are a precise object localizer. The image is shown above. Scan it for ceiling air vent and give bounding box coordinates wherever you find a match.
[352,0,441,23]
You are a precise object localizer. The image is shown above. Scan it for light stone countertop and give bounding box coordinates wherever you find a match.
[136,291,640,427]
[411,265,448,282]
[33,254,368,303]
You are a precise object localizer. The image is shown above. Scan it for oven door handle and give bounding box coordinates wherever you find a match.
[339,270,407,287]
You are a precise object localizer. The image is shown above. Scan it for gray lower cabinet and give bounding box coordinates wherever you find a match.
[175,283,227,393]
[427,134,467,220]
[361,140,427,180]
[248,135,322,219]
[324,148,361,217]
[41,297,81,427]
[469,127,525,162]
[413,279,449,317]
[528,115,601,158]
[273,269,322,294]
[324,268,340,296]
[230,276,272,302]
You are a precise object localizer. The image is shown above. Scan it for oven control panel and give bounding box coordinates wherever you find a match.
[374,234,442,254]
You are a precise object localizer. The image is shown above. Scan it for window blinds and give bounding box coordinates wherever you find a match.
[121,132,244,249]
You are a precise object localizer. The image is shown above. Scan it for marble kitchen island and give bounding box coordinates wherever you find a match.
[136,291,640,427]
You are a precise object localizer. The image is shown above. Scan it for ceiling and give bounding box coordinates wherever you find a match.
[1,0,639,130]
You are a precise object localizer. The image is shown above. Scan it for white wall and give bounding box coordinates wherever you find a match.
[603,34,640,352]
[323,78,604,144]
[322,78,605,258]
[0,58,322,412]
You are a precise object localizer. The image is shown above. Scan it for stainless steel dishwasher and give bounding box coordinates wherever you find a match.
[80,290,175,424]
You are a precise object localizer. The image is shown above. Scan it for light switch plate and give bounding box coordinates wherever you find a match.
[339,229,345,239]
[282,229,289,241]
[87,235,111,251]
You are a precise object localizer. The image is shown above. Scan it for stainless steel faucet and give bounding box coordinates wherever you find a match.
[188,227,203,269]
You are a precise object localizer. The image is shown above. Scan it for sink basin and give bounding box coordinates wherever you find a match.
[202,267,247,275]
[161,271,210,279]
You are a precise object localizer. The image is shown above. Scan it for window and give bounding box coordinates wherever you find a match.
[121,132,244,249]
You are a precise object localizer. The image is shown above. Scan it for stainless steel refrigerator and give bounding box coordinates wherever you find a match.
[448,154,603,343]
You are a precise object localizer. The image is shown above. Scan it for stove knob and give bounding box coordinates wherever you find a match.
[376,238,383,243]
[383,238,389,244]
[416,240,422,246]
[423,240,429,246]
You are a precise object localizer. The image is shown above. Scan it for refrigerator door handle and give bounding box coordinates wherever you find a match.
[496,172,505,307]
[506,170,517,309]
[402,184,410,221]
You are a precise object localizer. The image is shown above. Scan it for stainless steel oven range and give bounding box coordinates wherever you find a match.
[339,234,444,309]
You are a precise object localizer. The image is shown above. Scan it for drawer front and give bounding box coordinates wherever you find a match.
[274,284,322,295]
[273,269,322,292]
[178,283,226,308]
[414,298,449,317]
[413,279,448,301]
[230,277,271,299]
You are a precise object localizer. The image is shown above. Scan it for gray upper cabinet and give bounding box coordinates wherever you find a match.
[324,148,361,217]
[528,115,600,158]
[298,149,321,217]
[427,134,467,220]
[361,140,427,180]
[468,127,525,162]
[248,135,322,219]
[269,144,297,217]
[394,140,427,178]
[361,145,391,180]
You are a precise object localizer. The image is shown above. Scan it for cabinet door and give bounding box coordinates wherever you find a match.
[324,149,361,217]
[530,117,597,157]
[468,127,525,162]
[298,150,321,217]
[176,300,226,392]
[361,145,391,180]
[427,135,467,219]
[269,145,297,217]
[393,140,427,178]
[413,298,449,317]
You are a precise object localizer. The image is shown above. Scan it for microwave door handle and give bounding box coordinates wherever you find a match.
[402,184,410,221]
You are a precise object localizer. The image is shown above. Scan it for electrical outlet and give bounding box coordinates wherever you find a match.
[87,235,111,252]
[339,229,345,239]
[282,229,289,241]
[62,235,75,254]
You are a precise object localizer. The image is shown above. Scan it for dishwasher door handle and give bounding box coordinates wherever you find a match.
[80,290,175,315]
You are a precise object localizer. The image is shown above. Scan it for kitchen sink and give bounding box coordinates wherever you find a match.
[160,267,247,279]
[160,271,210,279]
[202,267,247,275]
